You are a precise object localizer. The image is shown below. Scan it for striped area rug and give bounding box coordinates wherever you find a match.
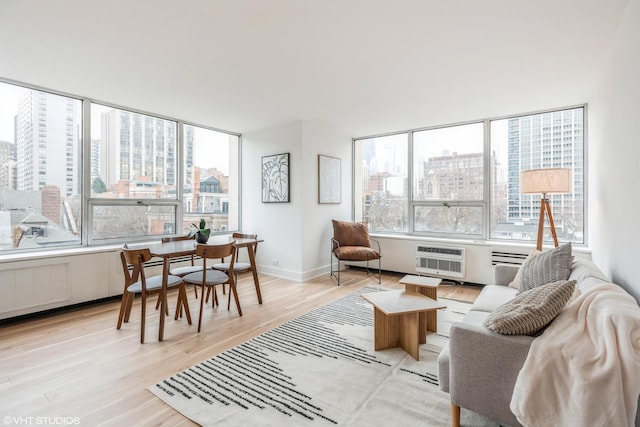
[148,285,493,426]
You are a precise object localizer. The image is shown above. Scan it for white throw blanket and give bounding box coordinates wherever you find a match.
[510,280,640,427]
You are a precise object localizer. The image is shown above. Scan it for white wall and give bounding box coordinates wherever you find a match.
[589,0,640,302]
[242,122,303,280]
[300,121,352,278]
[242,120,351,281]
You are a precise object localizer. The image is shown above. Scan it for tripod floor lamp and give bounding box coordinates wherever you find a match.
[521,168,572,251]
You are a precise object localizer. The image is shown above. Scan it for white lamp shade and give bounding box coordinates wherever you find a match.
[521,168,572,194]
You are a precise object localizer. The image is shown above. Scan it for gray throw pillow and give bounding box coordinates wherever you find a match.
[483,279,576,336]
[508,249,540,289]
[518,243,572,294]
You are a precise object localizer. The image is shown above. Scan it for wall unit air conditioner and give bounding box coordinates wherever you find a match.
[416,244,465,279]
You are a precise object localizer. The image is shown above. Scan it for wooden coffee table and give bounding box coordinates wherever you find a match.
[361,290,446,360]
[399,275,442,332]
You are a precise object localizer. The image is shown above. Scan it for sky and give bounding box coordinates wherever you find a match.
[0,81,27,143]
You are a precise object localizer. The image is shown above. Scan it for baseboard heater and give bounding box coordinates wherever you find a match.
[416,244,465,279]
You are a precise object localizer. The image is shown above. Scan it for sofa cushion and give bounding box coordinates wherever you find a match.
[508,250,540,289]
[483,279,576,336]
[332,220,371,247]
[471,285,518,313]
[462,309,492,326]
[518,243,572,294]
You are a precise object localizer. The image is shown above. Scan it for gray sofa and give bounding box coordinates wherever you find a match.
[437,256,640,427]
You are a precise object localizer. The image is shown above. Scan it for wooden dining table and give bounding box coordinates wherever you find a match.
[147,235,264,341]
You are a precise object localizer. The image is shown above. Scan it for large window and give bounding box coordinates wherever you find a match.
[354,106,585,246]
[90,103,179,242]
[0,81,82,250]
[412,123,484,236]
[354,133,408,232]
[490,108,584,244]
[0,79,241,252]
[182,125,239,235]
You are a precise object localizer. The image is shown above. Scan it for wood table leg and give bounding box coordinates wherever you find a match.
[372,307,399,351]
[247,243,262,304]
[399,312,420,360]
[405,283,438,332]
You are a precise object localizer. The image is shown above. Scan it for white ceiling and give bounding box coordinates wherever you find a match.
[0,0,630,137]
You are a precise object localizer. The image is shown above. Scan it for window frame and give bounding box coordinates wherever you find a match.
[353,104,587,246]
[0,77,242,253]
[408,121,488,239]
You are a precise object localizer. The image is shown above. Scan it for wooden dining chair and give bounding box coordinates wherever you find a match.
[211,232,258,297]
[118,245,192,343]
[162,235,202,298]
[182,242,242,333]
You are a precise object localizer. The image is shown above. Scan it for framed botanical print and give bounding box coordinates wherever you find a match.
[262,153,290,203]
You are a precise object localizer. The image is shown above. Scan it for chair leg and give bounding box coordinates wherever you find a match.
[330,250,334,279]
[124,293,134,323]
[175,284,192,324]
[176,292,183,319]
[197,284,206,333]
[117,293,129,329]
[140,292,146,344]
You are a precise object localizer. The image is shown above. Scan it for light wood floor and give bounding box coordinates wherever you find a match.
[0,269,480,426]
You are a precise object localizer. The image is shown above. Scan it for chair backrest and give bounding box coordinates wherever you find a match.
[161,235,195,243]
[162,235,196,265]
[196,242,236,275]
[121,246,153,292]
[331,220,371,249]
[232,232,257,240]
[232,232,258,256]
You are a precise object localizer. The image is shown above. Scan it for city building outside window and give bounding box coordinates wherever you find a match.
[353,133,408,233]
[182,125,239,235]
[490,107,584,244]
[0,80,241,252]
[354,106,585,246]
[0,81,82,250]
[89,103,179,242]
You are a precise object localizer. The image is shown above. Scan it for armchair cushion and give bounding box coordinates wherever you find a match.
[333,246,380,261]
[332,220,371,247]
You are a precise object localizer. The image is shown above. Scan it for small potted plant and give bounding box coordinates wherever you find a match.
[189,218,211,243]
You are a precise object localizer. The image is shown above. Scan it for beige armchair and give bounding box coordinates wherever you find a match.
[330,220,381,286]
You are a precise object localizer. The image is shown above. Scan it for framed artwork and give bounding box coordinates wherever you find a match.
[318,154,341,204]
[262,153,290,203]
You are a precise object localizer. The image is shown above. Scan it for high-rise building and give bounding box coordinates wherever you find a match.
[0,140,16,190]
[506,108,584,238]
[98,109,178,191]
[14,92,80,196]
